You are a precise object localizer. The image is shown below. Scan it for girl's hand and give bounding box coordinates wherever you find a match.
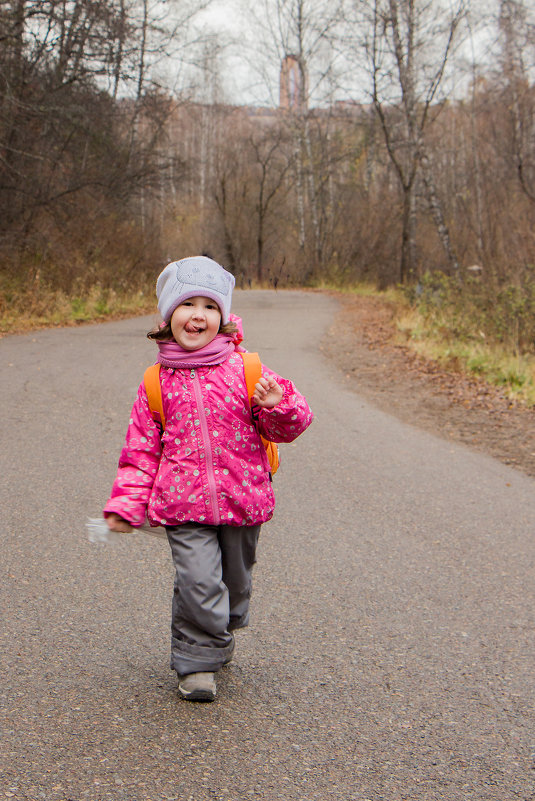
[252,376,284,409]
[106,513,134,533]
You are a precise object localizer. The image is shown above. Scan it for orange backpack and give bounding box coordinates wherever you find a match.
[143,352,280,476]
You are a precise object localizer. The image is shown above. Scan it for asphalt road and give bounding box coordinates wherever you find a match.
[1,290,535,801]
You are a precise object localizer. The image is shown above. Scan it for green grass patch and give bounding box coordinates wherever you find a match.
[321,275,535,406]
[395,272,535,406]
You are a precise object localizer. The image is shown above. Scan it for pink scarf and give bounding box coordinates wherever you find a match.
[157,333,243,368]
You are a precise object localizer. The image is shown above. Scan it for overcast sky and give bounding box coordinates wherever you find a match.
[180,0,518,109]
[192,0,277,106]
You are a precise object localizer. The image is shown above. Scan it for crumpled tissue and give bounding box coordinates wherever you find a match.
[86,517,166,545]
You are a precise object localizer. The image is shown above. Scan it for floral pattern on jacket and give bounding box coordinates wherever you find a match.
[104,353,313,527]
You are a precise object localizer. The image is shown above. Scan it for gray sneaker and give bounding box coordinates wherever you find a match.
[178,672,216,702]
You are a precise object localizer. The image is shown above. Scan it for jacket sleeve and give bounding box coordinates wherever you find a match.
[103,382,162,526]
[254,367,313,443]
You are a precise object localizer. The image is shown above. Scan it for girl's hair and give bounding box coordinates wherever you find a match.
[147,319,238,341]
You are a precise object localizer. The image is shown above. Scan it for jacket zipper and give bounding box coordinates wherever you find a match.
[191,369,220,525]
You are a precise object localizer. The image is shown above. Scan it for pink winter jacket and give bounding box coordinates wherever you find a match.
[104,351,313,528]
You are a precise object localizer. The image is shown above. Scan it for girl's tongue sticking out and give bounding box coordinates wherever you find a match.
[170,297,221,351]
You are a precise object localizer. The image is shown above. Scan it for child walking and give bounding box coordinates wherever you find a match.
[104,256,313,702]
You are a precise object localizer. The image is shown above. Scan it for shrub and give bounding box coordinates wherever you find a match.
[408,270,535,355]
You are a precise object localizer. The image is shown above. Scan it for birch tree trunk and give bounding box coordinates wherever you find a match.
[418,139,459,274]
[367,0,464,281]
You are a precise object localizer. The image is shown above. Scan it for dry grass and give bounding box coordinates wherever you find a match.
[326,282,535,407]
[0,282,157,335]
[395,306,535,407]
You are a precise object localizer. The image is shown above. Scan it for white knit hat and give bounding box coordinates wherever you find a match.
[156,256,235,324]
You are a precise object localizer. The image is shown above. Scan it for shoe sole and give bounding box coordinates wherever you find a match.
[178,685,216,702]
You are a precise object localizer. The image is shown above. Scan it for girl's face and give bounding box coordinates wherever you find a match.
[170,296,221,350]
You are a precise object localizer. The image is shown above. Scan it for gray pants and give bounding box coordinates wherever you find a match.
[166,522,261,675]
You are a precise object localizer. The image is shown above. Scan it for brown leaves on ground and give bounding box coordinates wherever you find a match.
[323,292,535,478]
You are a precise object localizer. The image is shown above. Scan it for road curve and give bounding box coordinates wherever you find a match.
[1,289,534,800]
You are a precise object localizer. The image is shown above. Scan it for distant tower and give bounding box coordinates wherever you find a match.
[279,54,308,111]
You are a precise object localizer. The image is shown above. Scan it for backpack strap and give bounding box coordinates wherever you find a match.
[143,363,166,430]
[239,351,279,476]
[239,351,262,404]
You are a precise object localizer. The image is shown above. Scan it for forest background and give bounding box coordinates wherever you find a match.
[1,0,535,403]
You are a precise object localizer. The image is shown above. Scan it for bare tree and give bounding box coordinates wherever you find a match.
[242,0,346,276]
[249,126,293,282]
[0,0,215,289]
[357,0,464,282]
[499,0,535,204]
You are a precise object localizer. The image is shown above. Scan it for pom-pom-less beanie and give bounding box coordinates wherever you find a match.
[156,256,235,324]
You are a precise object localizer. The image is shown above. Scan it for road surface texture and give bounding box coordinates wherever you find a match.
[1,290,534,801]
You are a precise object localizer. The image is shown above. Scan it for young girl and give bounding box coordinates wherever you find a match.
[104,256,313,702]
